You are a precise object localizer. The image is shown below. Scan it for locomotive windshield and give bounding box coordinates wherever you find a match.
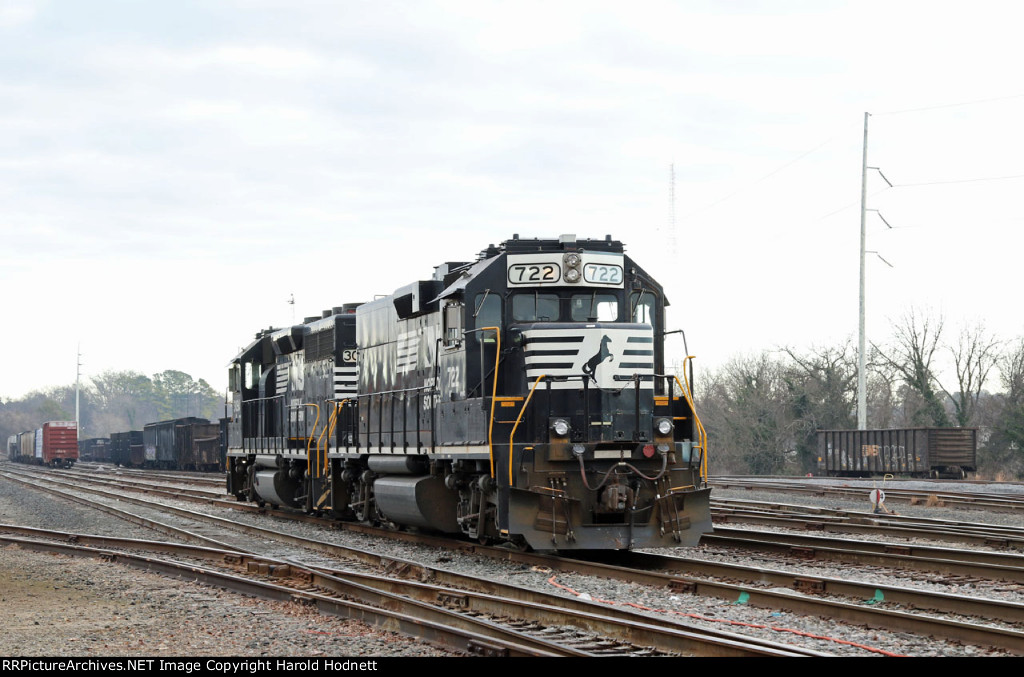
[570,292,618,321]
[510,291,623,323]
[511,292,559,322]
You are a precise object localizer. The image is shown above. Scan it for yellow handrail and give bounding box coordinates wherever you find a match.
[304,403,320,477]
[316,400,347,477]
[507,374,547,484]
[476,326,502,479]
[673,359,708,481]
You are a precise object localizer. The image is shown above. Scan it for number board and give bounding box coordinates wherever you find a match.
[506,253,624,288]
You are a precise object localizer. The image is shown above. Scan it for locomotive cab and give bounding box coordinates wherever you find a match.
[452,236,710,549]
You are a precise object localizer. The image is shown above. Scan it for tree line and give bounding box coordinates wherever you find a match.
[0,369,223,445]
[693,309,1024,479]
[5,313,1022,480]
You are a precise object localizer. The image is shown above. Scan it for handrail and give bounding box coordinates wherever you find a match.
[315,404,338,477]
[507,374,547,483]
[303,403,320,477]
[672,359,708,481]
[354,385,433,398]
[241,395,285,453]
[318,399,349,475]
[355,385,431,451]
[463,326,502,479]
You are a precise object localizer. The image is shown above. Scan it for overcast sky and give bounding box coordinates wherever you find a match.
[2,0,1023,401]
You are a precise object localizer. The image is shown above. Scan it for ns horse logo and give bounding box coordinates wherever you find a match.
[581,334,614,383]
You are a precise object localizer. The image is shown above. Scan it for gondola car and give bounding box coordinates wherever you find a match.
[226,235,711,551]
[816,427,977,478]
[78,437,111,463]
[110,430,144,467]
[142,417,214,470]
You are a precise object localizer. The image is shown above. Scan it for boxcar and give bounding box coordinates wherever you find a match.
[816,427,977,478]
[17,430,35,463]
[6,435,17,461]
[27,421,79,468]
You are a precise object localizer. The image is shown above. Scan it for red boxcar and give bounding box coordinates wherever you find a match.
[41,421,78,468]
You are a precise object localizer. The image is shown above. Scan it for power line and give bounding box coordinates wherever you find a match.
[682,128,850,219]
[817,173,1024,221]
[876,93,1024,116]
[894,173,1024,188]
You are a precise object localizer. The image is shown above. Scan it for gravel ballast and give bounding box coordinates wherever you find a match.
[2,466,1024,658]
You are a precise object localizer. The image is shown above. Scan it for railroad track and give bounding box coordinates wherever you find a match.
[0,469,819,657]
[710,477,1024,513]
[8,467,1024,651]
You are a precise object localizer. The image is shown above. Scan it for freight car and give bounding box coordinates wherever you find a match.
[110,430,144,467]
[11,421,78,468]
[816,427,977,479]
[226,234,712,551]
[141,417,221,471]
[179,420,224,471]
[78,437,111,463]
[18,430,35,463]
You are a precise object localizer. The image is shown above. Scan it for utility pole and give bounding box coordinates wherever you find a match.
[857,112,869,431]
[76,344,82,440]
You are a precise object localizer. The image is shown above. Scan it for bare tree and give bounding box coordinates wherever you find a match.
[972,339,1024,478]
[782,340,857,470]
[866,350,899,428]
[698,352,795,474]
[944,323,1001,427]
[871,309,950,427]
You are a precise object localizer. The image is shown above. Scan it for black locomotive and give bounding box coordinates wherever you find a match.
[226,235,711,550]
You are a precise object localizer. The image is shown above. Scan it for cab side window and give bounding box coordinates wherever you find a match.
[630,291,656,325]
[443,302,464,347]
[474,292,502,341]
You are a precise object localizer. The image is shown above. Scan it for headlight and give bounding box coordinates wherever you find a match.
[564,268,581,283]
[655,418,673,436]
[551,419,570,437]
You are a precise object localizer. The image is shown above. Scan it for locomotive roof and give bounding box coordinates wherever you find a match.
[483,234,624,258]
[435,255,501,301]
